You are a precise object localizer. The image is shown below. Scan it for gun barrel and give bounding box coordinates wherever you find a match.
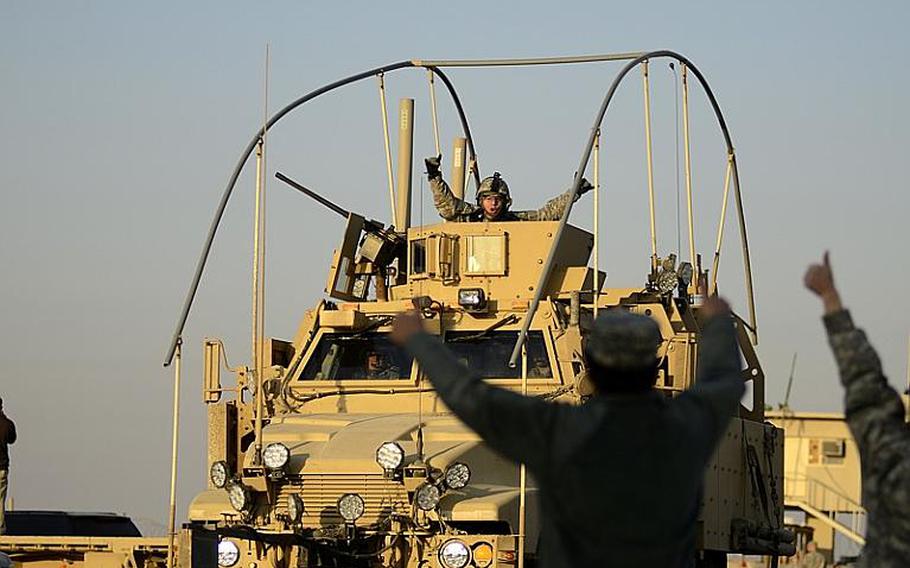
[275,172,350,219]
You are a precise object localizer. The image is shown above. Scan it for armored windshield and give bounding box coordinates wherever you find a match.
[300,332,414,380]
[445,330,552,379]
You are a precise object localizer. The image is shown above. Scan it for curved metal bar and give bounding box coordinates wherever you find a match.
[412,52,645,68]
[509,49,757,366]
[164,59,489,365]
[165,61,411,365]
[426,67,482,187]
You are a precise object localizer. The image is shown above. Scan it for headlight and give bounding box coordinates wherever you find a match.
[376,442,405,470]
[217,539,240,567]
[414,482,441,511]
[443,462,471,490]
[226,482,251,512]
[438,539,471,568]
[337,493,365,523]
[286,494,303,523]
[210,460,229,489]
[472,542,494,568]
[457,288,487,312]
[263,442,290,470]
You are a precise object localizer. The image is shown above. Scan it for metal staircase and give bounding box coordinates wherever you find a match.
[785,475,866,545]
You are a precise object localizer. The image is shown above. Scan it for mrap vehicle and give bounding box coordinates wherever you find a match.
[1,51,792,568]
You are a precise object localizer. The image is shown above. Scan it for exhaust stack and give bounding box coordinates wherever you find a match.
[451,136,467,199]
[395,98,414,231]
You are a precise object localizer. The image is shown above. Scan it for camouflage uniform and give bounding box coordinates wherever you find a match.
[429,175,580,222]
[824,310,910,567]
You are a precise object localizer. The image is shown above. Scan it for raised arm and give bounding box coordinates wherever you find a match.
[805,252,907,461]
[425,155,475,221]
[514,178,594,221]
[392,312,562,472]
[674,298,746,456]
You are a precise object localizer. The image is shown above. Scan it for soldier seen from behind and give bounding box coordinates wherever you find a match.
[392,297,745,567]
[804,252,910,567]
[0,396,17,535]
[424,154,594,222]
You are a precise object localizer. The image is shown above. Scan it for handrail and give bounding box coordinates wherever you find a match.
[784,475,864,513]
[784,474,867,545]
[412,52,645,68]
[510,49,758,367]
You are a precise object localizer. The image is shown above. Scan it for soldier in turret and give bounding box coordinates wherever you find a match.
[424,155,594,222]
[804,252,910,568]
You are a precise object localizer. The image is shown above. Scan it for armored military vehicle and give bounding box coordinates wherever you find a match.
[176,51,792,568]
[0,51,791,568]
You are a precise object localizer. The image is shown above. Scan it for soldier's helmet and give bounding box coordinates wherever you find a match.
[584,309,662,370]
[475,172,512,209]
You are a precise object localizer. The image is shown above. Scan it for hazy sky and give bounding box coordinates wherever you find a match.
[2,2,908,532]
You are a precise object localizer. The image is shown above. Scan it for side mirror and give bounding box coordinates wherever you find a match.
[203,339,222,403]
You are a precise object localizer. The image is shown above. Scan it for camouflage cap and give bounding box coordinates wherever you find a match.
[584,309,662,369]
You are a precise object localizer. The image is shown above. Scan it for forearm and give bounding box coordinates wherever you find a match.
[821,291,843,315]
[824,310,904,452]
[430,176,472,220]
[680,314,745,447]
[532,191,574,221]
[406,332,486,408]
[696,315,742,384]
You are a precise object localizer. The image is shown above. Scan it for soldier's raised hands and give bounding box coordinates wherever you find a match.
[424,154,442,180]
[804,252,843,314]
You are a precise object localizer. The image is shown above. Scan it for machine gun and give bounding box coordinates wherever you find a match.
[276,171,404,299]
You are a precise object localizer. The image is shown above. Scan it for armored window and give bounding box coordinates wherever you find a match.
[444,330,551,379]
[300,332,414,381]
[410,239,427,276]
[464,235,506,276]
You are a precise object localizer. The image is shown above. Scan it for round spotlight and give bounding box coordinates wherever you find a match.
[226,482,251,512]
[438,539,471,568]
[472,542,494,568]
[217,539,240,567]
[337,493,365,523]
[263,443,290,470]
[286,494,303,523]
[443,462,471,490]
[375,442,405,470]
[414,482,441,511]
[210,460,229,489]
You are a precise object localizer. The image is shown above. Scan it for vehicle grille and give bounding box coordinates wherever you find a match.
[277,474,410,526]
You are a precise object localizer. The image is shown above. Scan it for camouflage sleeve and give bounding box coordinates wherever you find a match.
[513,187,579,221]
[824,310,906,462]
[429,175,475,221]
